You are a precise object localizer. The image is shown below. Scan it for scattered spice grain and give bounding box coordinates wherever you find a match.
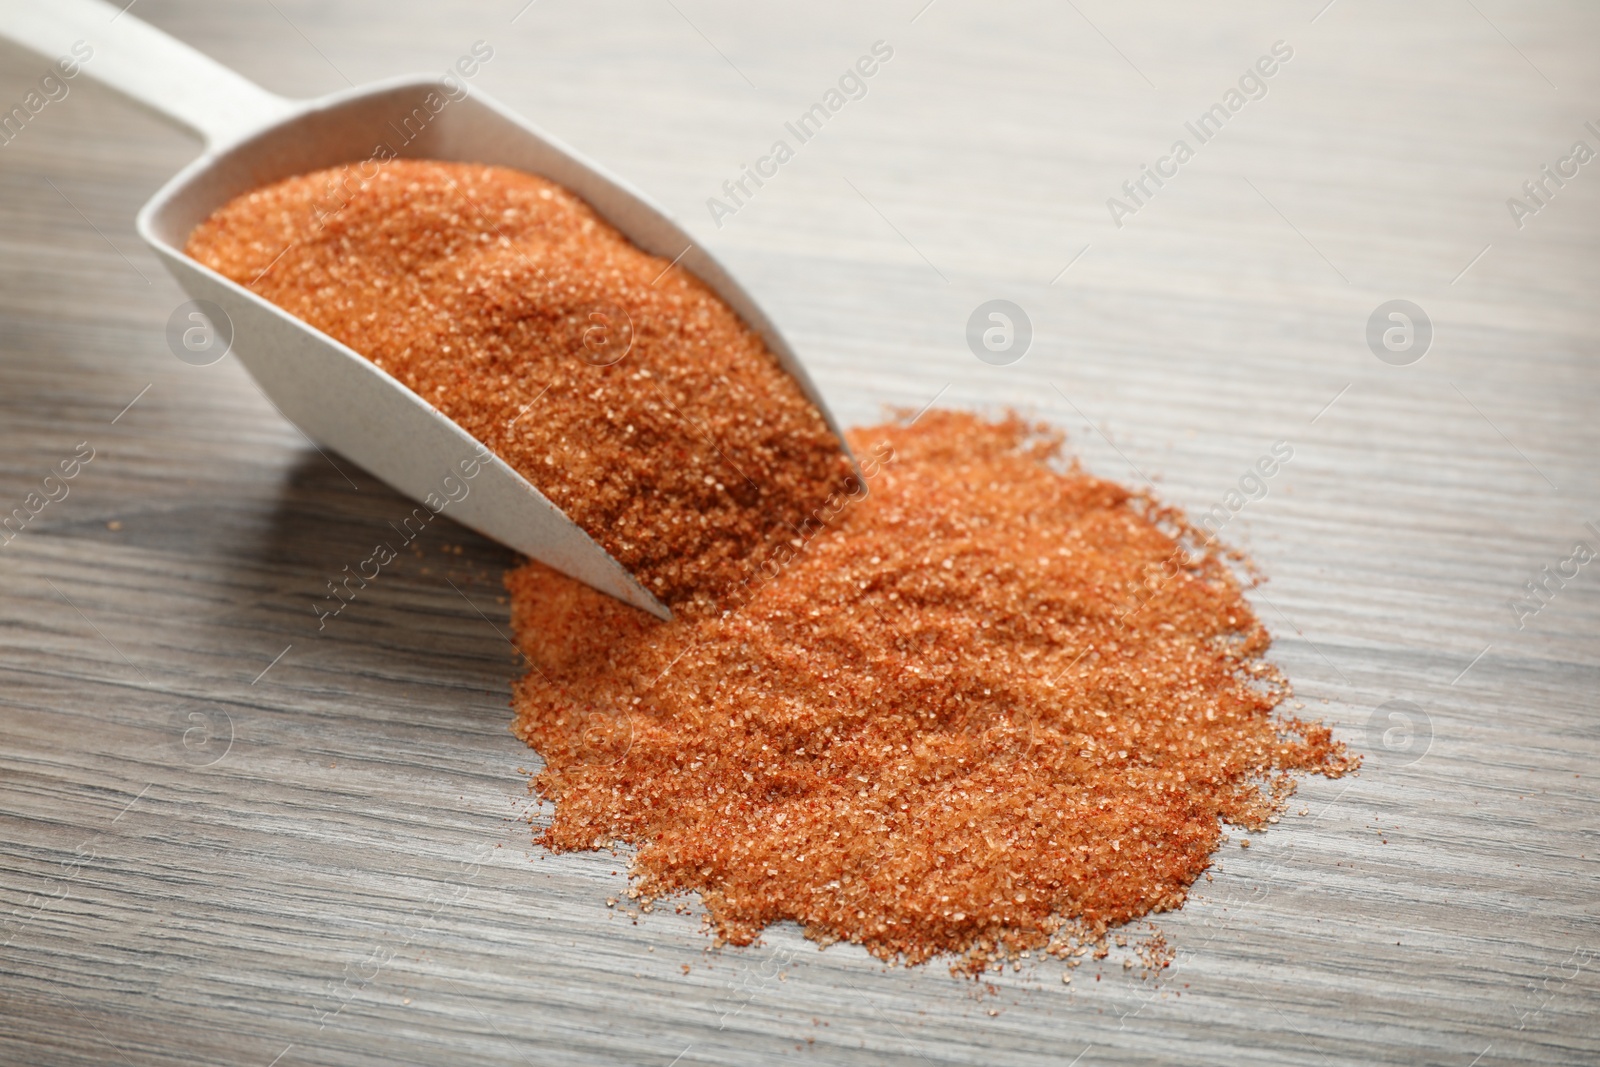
[508,411,1356,973]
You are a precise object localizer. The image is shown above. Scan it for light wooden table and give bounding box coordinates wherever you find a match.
[2,1,1597,1064]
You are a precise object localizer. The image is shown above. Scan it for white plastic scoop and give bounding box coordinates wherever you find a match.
[1,0,854,621]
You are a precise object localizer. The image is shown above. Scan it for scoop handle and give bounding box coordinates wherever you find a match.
[0,0,294,148]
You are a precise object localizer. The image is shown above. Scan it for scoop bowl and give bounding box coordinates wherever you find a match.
[2,0,855,620]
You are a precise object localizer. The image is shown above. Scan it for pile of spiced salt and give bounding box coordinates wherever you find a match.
[188,160,1355,975]
[510,411,1354,972]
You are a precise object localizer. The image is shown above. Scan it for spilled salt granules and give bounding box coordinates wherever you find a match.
[509,411,1356,973]
[185,160,851,606]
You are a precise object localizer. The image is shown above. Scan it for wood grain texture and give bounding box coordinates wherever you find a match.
[2,1,1597,1064]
